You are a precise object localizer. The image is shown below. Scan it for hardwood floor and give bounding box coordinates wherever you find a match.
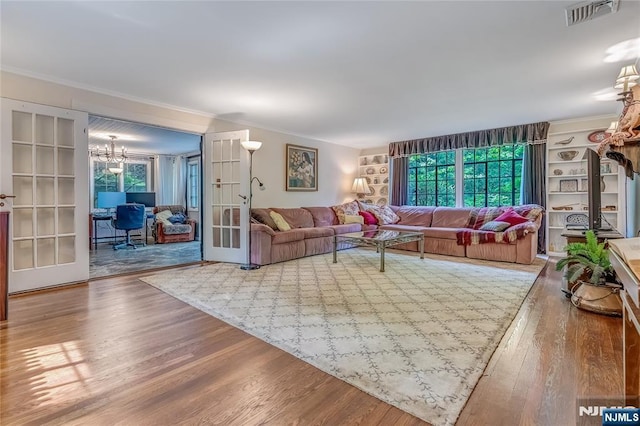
[0,259,624,425]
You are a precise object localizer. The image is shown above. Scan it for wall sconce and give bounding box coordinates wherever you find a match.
[351,177,371,198]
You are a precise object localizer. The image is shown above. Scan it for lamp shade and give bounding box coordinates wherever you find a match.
[605,121,618,135]
[241,140,263,152]
[108,163,123,174]
[614,65,639,90]
[351,177,371,194]
[616,65,639,81]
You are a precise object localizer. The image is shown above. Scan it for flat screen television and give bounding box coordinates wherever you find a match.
[96,191,126,209]
[126,192,156,207]
[584,148,611,232]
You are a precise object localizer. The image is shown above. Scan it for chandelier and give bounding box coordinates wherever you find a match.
[91,135,128,174]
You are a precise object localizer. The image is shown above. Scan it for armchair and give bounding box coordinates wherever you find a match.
[112,203,146,250]
[153,205,196,244]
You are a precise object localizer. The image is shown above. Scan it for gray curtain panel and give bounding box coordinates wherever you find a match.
[390,156,408,206]
[389,121,550,157]
[522,141,547,253]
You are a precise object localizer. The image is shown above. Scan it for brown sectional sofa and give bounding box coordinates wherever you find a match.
[250,204,542,266]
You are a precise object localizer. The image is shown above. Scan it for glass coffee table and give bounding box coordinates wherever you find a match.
[333,230,424,272]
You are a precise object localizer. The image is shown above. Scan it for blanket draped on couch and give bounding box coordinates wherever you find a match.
[456,204,543,246]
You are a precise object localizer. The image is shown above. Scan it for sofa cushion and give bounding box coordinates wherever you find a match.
[303,206,339,227]
[393,206,436,227]
[271,207,315,228]
[168,213,187,224]
[163,224,193,235]
[359,211,378,225]
[431,207,474,228]
[330,224,362,235]
[331,200,360,224]
[300,227,334,239]
[378,224,429,233]
[272,229,306,244]
[270,211,292,231]
[344,214,364,224]
[494,208,530,226]
[422,227,467,240]
[479,220,511,232]
[252,208,278,230]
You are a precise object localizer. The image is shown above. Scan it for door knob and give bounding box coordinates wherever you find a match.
[0,194,16,199]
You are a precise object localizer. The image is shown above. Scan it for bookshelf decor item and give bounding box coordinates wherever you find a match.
[560,179,578,192]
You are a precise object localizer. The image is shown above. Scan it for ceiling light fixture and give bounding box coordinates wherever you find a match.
[91,135,128,165]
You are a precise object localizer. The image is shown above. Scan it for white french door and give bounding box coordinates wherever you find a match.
[0,99,89,293]
[202,130,249,263]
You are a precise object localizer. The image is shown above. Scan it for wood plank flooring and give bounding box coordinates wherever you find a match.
[0,259,624,425]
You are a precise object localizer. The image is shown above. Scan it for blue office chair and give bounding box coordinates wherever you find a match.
[112,203,146,250]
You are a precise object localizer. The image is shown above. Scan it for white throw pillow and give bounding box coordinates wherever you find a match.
[155,209,173,226]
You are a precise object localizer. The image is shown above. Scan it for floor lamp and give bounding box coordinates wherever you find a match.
[240,140,262,270]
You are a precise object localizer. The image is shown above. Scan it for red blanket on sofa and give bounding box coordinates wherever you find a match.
[456,204,543,246]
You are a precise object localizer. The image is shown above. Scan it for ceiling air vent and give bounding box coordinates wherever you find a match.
[565,0,619,26]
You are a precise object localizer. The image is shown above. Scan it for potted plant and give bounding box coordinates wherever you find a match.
[555,230,621,316]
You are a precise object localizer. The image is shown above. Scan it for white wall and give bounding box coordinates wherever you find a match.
[1,71,360,207]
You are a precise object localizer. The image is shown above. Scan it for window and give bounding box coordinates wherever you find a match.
[187,159,200,210]
[91,159,151,208]
[408,151,456,207]
[407,144,524,207]
[463,145,524,207]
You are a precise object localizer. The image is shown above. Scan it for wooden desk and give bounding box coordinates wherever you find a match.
[622,291,640,406]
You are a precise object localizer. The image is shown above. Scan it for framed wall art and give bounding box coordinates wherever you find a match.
[285,144,318,191]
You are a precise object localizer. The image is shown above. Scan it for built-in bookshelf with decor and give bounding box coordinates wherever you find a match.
[357,154,389,206]
[546,129,626,256]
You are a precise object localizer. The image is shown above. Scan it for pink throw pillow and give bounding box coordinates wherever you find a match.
[494,208,529,227]
[359,211,378,225]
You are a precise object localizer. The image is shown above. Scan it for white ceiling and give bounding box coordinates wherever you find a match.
[2,1,639,149]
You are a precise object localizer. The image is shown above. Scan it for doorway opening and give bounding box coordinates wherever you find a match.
[88,115,203,279]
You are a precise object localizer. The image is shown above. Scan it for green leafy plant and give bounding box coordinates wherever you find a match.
[555,230,615,285]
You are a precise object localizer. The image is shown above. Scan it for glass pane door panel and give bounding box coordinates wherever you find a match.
[232,229,240,248]
[212,228,221,247]
[231,140,240,160]
[37,208,55,236]
[222,141,231,161]
[12,111,32,142]
[13,144,32,174]
[57,147,74,175]
[36,146,55,174]
[13,208,33,238]
[231,162,240,182]
[222,228,230,248]
[36,238,55,267]
[58,207,75,234]
[58,178,75,204]
[14,240,34,270]
[35,177,55,205]
[13,177,33,206]
[58,236,75,264]
[57,118,74,146]
[35,114,54,145]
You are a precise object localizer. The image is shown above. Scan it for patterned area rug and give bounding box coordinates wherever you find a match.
[140,249,546,425]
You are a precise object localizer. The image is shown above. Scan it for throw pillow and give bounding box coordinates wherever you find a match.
[344,214,364,224]
[331,200,360,224]
[269,211,292,231]
[168,213,186,224]
[360,203,399,225]
[479,220,511,232]
[494,208,530,226]
[155,209,173,226]
[359,211,378,225]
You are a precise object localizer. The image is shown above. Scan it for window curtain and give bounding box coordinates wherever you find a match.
[390,156,408,206]
[173,155,187,209]
[522,142,547,253]
[154,155,176,206]
[389,121,550,157]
